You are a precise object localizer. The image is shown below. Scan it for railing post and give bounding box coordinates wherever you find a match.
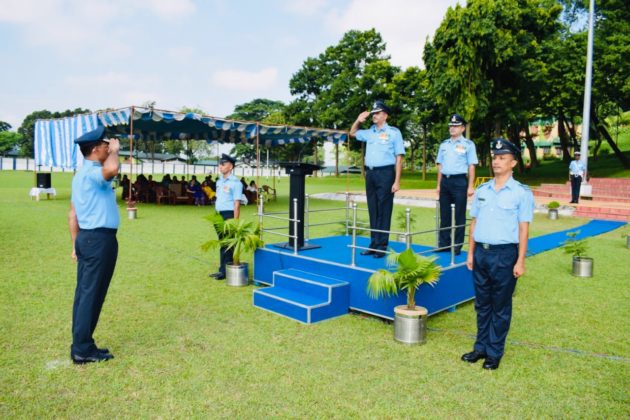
[258,191,264,241]
[405,207,411,249]
[450,203,456,265]
[345,192,350,235]
[351,202,358,267]
[305,193,310,243]
[435,199,440,248]
[293,198,299,255]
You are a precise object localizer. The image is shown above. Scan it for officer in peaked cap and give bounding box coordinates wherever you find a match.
[350,100,405,258]
[436,113,478,255]
[68,124,120,364]
[209,153,243,280]
[462,138,534,370]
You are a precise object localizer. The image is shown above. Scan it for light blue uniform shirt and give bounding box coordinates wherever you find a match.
[436,136,478,175]
[569,160,586,176]
[470,176,534,245]
[215,174,243,212]
[355,123,405,167]
[71,159,120,229]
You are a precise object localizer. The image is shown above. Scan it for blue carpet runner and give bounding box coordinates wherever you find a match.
[527,219,625,256]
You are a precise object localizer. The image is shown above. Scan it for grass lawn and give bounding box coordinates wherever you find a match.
[1,171,629,418]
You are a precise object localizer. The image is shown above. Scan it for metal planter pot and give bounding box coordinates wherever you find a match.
[572,256,593,277]
[548,209,558,220]
[127,208,137,220]
[226,263,249,287]
[394,305,428,345]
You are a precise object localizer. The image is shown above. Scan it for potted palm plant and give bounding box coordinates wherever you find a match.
[547,201,560,220]
[367,248,441,344]
[201,212,264,286]
[394,209,417,244]
[562,231,592,277]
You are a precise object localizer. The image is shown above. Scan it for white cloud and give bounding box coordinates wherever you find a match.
[325,0,461,68]
[282,0,330,16]
[0,0,195,55]
[211,67,279,91]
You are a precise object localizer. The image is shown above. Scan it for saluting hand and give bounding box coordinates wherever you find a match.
[356,111,371,124]
[107,138,120,154]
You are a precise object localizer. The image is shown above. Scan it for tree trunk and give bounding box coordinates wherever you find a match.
[422,126,427,181]
[335,144,339,177]
[557,110,572,164]
[523,123,538,168]
[591,111,630,168]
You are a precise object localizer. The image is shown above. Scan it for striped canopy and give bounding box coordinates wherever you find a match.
[34,107,348,169]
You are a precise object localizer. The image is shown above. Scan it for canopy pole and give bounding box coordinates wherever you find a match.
[128,105,134,207]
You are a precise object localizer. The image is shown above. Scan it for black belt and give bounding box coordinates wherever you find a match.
[80,227,117,234]
[364,164,395,171]
[443,173,466,178]
[475,242,517,250]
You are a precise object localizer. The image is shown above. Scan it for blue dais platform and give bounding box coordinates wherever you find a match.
[252,220,624,324]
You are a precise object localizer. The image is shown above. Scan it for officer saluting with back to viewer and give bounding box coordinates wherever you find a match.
[209,154,242,280]
[350,100,405,258]
[68,125,120,364]
[436,113,478,255]
[462,139,534,370]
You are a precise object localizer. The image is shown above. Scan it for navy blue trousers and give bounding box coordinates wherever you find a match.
[365,167,395,251]
[439,175,467,252]
[472,244,518,359]
[72,228,118,356]
[570,175,582,203]
[218,210,235,275]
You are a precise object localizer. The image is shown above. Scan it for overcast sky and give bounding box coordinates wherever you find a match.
[0,0,460,130]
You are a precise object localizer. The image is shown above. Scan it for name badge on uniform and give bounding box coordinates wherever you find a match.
[455,144,466,154]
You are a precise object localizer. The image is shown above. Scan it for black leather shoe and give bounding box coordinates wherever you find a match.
[373,252,387,259]
[360,250,375,256]
[461,350,487,363]
[97,347,111,355]
[214,274,226,280]
[482,357,501,370]
[209,272,222,278]
[72,352,114,365]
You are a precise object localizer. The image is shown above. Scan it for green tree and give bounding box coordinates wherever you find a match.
[0,121,11,132]
[227,99,286,121]
[0,131,22,155]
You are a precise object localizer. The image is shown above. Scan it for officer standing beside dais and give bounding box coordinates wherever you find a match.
[209,154,242,280]
[436,114,478,255]
[462,138,534,370]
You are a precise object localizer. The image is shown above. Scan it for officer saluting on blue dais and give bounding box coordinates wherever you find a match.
[461,138,534,370]
[436,113,478,255]
[350,100,405,258]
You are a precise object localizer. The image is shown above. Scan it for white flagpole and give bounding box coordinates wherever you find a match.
[580,0,595,179]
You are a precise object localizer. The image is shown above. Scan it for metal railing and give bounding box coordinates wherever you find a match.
[257,192,470,269]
